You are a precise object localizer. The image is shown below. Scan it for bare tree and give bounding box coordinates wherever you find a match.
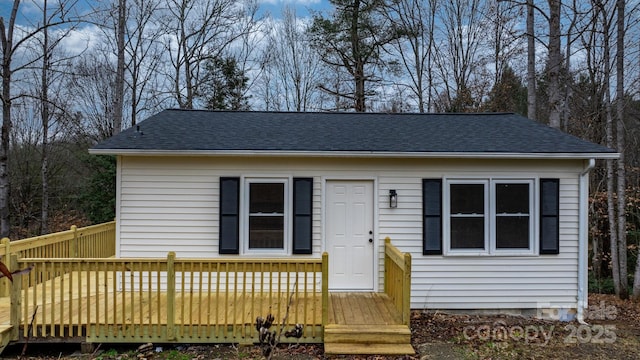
[1,0,78,238]
[615,0,627,299]
[485,0,524,89]
[67,50,120,142]
[526,0,536,120]
[594,0,627,298]
[40,0,52,234]
[385,0,438,113]
[160,0,250,109]
[547,0,562,128]
[112,0,126,135]
[125,0,165,126]
[432,0,487,112]
[263,7,322,112]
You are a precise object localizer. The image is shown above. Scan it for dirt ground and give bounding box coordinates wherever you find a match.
[2,294,638,360]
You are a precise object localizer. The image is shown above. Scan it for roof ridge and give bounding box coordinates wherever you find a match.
[163,108,517,116]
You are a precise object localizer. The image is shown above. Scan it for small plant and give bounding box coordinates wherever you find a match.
[94,348,119,360]
[254,282,304,359]
[161,349,191,360]
[256,313,276,357]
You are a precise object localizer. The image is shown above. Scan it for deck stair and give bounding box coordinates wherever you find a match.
[0,325,12,354]
[324,324,413,355]
[324,292,414,355]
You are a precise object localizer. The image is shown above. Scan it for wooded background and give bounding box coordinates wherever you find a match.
[0,0,639,297]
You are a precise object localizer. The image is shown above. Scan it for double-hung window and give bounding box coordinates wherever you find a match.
[245,179,288,254]
[444,178,535,255]
[219,177,313,255]
[449,181,488,250]
[494,181,533,251]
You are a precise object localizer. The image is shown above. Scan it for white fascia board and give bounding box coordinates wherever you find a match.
[88,148,620,160]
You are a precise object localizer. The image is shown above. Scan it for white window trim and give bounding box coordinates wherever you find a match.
[443,177,538,256]
[242,178,290,255]
[490,179,536,255]
[443,179,489,255]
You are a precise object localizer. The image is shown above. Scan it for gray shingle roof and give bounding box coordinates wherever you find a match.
[91,109,616,158]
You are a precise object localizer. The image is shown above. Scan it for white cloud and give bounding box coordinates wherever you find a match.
[258,0,322,5]
[57,24,105,56]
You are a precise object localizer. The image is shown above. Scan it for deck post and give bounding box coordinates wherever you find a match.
[9,254,21,340]
[166,252,176,341]
[384,237,390,295]
[0,238,10,297]
[402,252,411,326]
[321,252,329,330]
[70,225,78,258]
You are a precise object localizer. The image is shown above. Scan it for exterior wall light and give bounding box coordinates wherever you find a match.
[389,189,398,208]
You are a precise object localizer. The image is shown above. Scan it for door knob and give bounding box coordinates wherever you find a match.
[369,238,373,243]
[369,230,373,235]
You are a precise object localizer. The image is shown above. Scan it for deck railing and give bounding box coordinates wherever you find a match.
[11,252,329,344]
[383,237,411,325]
[0,225,412,347]
[0,222,116,259]
[0,222,116,297]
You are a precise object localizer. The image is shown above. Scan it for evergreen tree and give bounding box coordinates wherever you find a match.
[202,56,250,110]
[484,66,527,115]
[308,0,404,112]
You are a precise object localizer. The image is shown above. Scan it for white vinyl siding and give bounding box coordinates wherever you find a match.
[117,156,584,310]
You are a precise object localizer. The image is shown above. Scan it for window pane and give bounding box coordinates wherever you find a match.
[249,216,284,249]
[450,184,484,214]
[450,217,484,249]
[496,183,529,214]
[496,216,530,248]
[250,183,284,213]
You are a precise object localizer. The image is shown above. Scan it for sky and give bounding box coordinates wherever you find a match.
[0,0,331,22]
[258,0,328,18]
[0,0,332,59]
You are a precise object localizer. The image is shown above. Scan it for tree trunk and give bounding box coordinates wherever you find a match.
[0,56,10,238]
[112,0,126,135]
[40,0,50,235]
[526,0,536,120]
[0,0,20,238]
[547,0,561,128]
[615,0,627,299]
[350,0,365,112]
[354,63,365,112]
[602,5,621,296]
[592,227,602,278]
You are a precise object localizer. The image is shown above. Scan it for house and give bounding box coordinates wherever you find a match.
[90,109,617,323]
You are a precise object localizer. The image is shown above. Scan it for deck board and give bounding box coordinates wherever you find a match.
[325,293,413,355]
[327,292,402,326]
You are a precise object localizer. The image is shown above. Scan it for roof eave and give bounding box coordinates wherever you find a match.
[88,148,620,160]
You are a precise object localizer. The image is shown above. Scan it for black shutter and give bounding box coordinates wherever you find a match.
[293,178,313,254]
[219,177,240,254]
[540,179,560,254]
[423,179,442,255]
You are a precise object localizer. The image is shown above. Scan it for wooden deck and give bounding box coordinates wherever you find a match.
[0,225,414,355]
[1,262,325,344]
[329,292,402,325]
[325,293,413,355]
[1,289,411,354]
[0,285,410,348]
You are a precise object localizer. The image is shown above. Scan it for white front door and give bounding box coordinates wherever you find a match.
[325,180,374,290]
